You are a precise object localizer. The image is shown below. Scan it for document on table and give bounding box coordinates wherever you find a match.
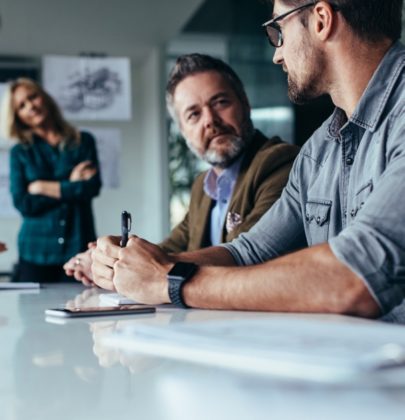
[104,317,405,384]
[0,282,40,290]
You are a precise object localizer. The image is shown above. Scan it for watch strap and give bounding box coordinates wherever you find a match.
[167,262,198,308]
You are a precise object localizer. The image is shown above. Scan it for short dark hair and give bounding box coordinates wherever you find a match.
[273,0,403,42]
[166,53,250,119]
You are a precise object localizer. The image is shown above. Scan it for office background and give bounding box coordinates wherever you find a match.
[0,0,404,272]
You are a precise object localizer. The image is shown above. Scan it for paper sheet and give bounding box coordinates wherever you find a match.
[43,55,132,121]
[104,317,405,384]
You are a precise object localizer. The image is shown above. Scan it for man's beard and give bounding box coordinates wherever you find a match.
[287,75,321,104]
[286,48,325,105]
[187,116,254,169]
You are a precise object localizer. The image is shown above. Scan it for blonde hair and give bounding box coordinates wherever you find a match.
[0,78,80,146]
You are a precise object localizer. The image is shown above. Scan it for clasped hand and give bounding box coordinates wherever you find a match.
[91,236,174,305]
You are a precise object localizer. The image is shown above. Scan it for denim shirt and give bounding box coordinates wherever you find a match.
[203,156,243,245]
[223,42,405,316]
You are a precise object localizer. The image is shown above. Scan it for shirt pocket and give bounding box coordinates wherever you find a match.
[305,199,332,246]
[349,180,373,220]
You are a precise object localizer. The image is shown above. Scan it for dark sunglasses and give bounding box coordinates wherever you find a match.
[262,1,340,48]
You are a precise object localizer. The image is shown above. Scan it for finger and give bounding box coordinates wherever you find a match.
[91,261,115,291]
[81,168,97,178]
[75,160,92,170]
[82,277,95,287]
[76,271,93,285]
[63,259,75,271]
[96,236,121,259]
[92,248,117,269]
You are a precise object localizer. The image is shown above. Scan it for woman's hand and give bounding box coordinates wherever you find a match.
[69,160,97,182]
[28,180,61,198]
[64,248,95,287]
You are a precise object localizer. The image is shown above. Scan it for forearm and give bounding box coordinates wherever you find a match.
[174,246,237,266]
[39,181,61,199]
[28,180,61,199]
[183,243,380,317]
[60,176,101,201]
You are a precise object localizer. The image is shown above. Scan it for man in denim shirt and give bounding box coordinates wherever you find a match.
[92,0,405,320]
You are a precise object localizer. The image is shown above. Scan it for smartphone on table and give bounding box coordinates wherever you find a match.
[45,305,155,318]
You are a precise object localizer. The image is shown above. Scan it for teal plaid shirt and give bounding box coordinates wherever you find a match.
[10,131,102,265]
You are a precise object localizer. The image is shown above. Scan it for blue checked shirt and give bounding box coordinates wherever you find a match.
[223,42,405,317]
[10,131,102,265]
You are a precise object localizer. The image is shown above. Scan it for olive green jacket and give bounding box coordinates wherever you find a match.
[159,130,299,253]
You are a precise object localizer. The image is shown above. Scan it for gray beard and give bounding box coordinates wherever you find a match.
[203,134,245,169]
[186,117,254,169]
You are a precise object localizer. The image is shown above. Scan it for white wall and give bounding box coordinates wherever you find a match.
[91,47,170,243]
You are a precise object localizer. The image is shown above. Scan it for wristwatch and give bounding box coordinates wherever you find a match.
[167,262,198,308]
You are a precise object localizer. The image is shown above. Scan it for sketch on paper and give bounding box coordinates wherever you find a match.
[43,56,132,121]
[59,67,122,113]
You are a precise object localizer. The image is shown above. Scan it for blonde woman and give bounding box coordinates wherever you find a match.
[1,79,101,282]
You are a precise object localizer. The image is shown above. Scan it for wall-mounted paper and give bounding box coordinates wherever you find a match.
[43,55,132,121]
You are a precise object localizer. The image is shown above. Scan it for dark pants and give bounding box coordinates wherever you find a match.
[14,259,73,283]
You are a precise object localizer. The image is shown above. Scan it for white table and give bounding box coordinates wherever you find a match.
[1,283,405,420]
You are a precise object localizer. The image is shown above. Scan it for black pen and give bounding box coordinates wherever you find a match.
[120,210,132,247]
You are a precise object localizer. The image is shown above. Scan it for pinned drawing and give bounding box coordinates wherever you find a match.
[43,56,132,121]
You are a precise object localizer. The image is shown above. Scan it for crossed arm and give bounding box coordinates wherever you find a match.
[28,161,97,199]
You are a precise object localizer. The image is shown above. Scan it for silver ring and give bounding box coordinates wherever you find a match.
[74,258,81,266]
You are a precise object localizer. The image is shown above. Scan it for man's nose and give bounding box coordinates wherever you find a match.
[202,106,220,128]
[273,46,283,65]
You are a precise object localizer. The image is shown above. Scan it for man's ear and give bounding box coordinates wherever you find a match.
[312,1,337,42]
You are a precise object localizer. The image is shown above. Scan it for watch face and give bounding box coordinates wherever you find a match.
[168,262,197,280]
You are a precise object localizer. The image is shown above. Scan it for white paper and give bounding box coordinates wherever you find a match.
[0,282,40,289]
[99,293,138,306]
[43,55,132,121]
[79,127,121,189]
[104,317,405,384]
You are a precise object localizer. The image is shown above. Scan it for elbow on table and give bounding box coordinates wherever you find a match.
[334,280,381,319]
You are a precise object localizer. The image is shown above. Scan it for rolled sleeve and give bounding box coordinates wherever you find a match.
[60,175,101,201]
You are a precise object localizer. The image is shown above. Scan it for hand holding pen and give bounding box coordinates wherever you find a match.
[120,210,132,247]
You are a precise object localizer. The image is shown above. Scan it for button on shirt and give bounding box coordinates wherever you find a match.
[203,157,243,246]
[222,42,405,316]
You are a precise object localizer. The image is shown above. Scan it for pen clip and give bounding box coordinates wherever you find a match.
[121,210,132,247]
[126,212,132,232]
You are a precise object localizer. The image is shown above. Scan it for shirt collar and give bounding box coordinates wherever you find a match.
[326,41,405,140]
[203,154,244,201]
